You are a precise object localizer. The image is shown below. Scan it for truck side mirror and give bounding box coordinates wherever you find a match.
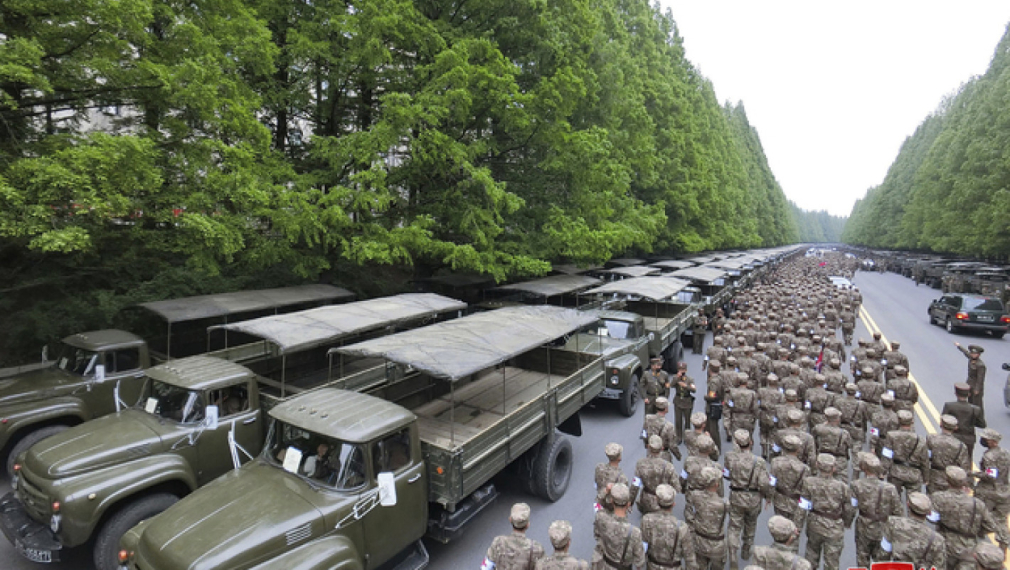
[377,472,397,507]
[42,345,49,363]
[204,405,219,430]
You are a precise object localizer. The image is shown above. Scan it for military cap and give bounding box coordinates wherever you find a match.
[866,348,877,357]
[548,520,572,548]
[955,382,972,395]
[733,429,752,446]
[784,389,799,402]
[829,358,841,367]
[945,465,968,487]
[691,411,707,426]
[968,344,984,354]
[816,453,836,470]
[650,356,663,364]
[781,434,802,451]
[656,483,676,507]
[768,515,798,541]
[894,365,907,375]
[860,453,881,473]
[756,342,767,350]
[744,345,754,353]
[880,392,895,404]
[709,360,722,369]
[981,428,1002,442]
[861,366,874,375]
[812,335,822,343]
[510,503,531,528]
[890,341,901,349]
[727,356,738,366]
[678,361,688,369]
[974,542,1006,570]
[604,442,623,459]
[940,414,958,430]
[697,433,715,452]
[655,396,669,411]
[786,409,804,424]
[897,410,914,425]
[647,435,664,452]
[788,363,800,374]
[858,338,868,346]
[824,407,842,419]
[873,332,882,339]
[907,492,932,516]
[814,373,826,383]
[845,382,858,394]
[713,335,724,344]
[766,373,779,384]
[611,483,631,506]
[743,566,765,570]
[699,466,721,487]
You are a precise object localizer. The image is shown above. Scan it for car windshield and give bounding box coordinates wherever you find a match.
[963,297,1004,312]
[52,342,100,376]
[264,420,367,490]
[140,380,206,423]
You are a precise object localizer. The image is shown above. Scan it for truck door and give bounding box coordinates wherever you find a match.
[196,383,262,485]
[361,427,427,569]
[89,347,146,415]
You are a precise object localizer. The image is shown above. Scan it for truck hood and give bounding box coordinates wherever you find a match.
[563,333,636,358]
[25,409,166,478]
[0,365,74,405]
[135,462,326,570]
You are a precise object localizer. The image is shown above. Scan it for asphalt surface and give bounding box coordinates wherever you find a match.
[1,269,1006,570]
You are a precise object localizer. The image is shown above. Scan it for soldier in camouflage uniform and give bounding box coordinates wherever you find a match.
[483,503,545,570]
[882,341,909,381]
[797,454,856,570]
[683,434,723,519]
[973,543,1006,570]
[955,343,987,413]
[685,412,717,461]
[851,454,902,569]
[774,390,809,436]
[536,521,588,570]
[704,361,725,454]
[857,365,886,418]
[880,492,945,570]
[869,392,898,456]
[595,443,638,512]
[881,410,929,500]
[636,435,681,515]
[870,332,887,358]
[593,483,647,570]
[753,516,811,570]
[781,365,807,402]
[886,366,918,415]
[770,434,811,552]
[824,358,847,394]
[771,349,793,380]
[725,430,772,569]
[726,373,759,441]
[839,305,855,346]
[804,377,835,430]
[973,428,1010,531]
[941,383,986,459]
[686,467,729,570]
[932,466,1010,570]
[642,397,681,462]
[672,362,697,446]
[837,382,868,452]
[641,484,695,570]
[757,374,785,459]
[773,408,815,468]
[926,415,970,495]
[642,357,670,416]
[812,407,852,482]
[703,336,726,372]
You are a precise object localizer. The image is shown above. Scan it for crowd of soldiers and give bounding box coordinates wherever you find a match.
[481,253,1009,570]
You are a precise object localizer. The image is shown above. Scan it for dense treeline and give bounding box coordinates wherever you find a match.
[843,23,1010,257]
[790,203,846,243]
[0,0,801,363]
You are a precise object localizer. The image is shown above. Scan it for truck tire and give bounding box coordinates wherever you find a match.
[618,374,640,417]
[94,493,179,570]
[532,435,572,502]
[6,425,69,480]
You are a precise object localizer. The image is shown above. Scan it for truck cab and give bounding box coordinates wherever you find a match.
[565,311,650,416]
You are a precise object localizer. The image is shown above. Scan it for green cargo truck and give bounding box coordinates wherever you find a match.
[117,305,605,570]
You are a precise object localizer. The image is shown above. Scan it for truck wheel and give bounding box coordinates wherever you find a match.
[6,425,69,480]
[532,435,572,502]
[94,493,179,570]
[618,374,640,417]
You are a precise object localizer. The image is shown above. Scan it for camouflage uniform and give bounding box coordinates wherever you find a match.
[770,436,811,552]
[726,376,759,439]
[932,467,1010,570]
[536,521,588,570]
[757,377,784,458]
[857,374,886,419]
[683,435,723,518]
[823,360,847,395]
[636,436,681,515]
[881,411,930,499]
[926,417,970,495]
[804,383,835,430]
[704,366,725,454]
[973,429,1010,530]
[973,542,1007,570]
[642,399,681,462]
[851,455,902,568]
[684,412,717,461]
[642,363,671,416]
[886,367,918,415]
[686,468,728,570]
[593,484,647,570]
[880,492,945,570]
[796,454,856,570]
[485,504,545,570]
[812,408,852,481]
[641,484,695,570]
[693,312,709,355]
[753,516,812,570]
[836,384,868,452]
[595,443,638,511]
[725,430,772,569]
[868,394,899,455]
[773,409,816,468]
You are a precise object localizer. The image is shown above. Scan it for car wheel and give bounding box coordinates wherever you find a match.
[946,317,955,333]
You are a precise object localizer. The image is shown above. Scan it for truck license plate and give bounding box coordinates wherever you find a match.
[600,388,622,399]
[16,540,53,563]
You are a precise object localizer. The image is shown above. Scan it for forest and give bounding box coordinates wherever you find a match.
[1,0,817,363]
[843,23,1010,258]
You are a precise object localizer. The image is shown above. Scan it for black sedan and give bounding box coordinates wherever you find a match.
[928,293,1009,338]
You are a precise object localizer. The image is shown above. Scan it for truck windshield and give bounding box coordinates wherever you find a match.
[264,420,367,490]
[53,342,100,376]
[600,319,632,340]
[140,380,206,423]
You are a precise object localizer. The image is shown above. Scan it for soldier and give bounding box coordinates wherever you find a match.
[812,407,852,482]
[753,516,812,570]
[883,341,909,380]
[704,361,725,454]
[725,430,772,569]
[771,348,793,380]
[703,336,726,372]
[757,374,785,459]
[851,454,902,569]
[886,365,918,415]
[685,412,718,461]
[726,373,759,441]
[837,382,868,452]
[536,521,588,570]
[857,366,886,418]
[973,428,1010,530]
[593,483,646,570]
[773,408,815,468]
[839,305,856,346]
[712,308,726,338]
[955,343,987,413]
[926,415,970,495]
[823,358,847,394]
[672,362,697,446]
[870,332,887,356]
[642,357,670,415]
[641,484,695,570]
[687,467,729,570]
[775,389,809,435]
[636,435,681,515]
[973,543,1006,570]
[683,434,723,518]
[595,443,638,512]
[941,383,986,459]
[932,466,1010,570]
[861,349,886,383]
[797,454,856,570]
[781,365,807,401]
[881,410,929,500]
[483,503,545,570]
[880,492,946,570]
[770,434,811,550]
[693,309,709,355]
[869,392,899,456]
[642,397,682,462]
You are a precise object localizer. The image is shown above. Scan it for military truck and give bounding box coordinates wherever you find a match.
[0,293,466,570]
[117,306,604,570]
[665,265,734,314]
[0,285,352,478]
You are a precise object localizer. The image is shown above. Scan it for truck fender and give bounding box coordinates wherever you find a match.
[247,535,364,570]
[1,397,88,450]
[605,353,642,391]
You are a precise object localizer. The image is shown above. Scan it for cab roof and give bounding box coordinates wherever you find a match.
[270,388,415,443]
[63,330,146,352]
[146,356,255,391]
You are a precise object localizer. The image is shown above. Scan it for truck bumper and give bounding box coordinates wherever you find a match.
[597,387,623,400]
[0,492,63,563]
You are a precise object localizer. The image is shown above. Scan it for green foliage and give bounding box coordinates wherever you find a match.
[789,202,846,243]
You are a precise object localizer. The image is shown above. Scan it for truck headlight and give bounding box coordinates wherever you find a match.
[610,375,619,385]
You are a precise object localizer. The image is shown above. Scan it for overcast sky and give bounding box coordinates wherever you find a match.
[661,1,1010,217]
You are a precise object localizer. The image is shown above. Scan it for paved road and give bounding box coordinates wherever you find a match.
[1,269,1005,569]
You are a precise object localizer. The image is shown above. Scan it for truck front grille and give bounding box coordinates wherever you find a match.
[17,471,51,521]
